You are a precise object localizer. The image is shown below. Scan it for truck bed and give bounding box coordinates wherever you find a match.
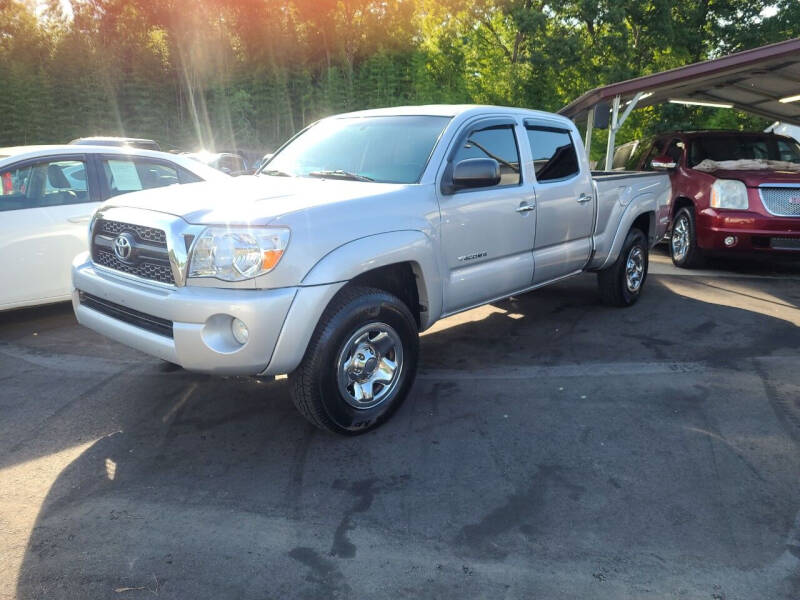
[588,170,672,270]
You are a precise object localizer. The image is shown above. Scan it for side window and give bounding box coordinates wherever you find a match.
[179,168,204,184]
[452,124,521,187]
[777,139,800,163]
[102,159,179,198]
[665,139,684,164]
[526,126,579,181]
[641,140,666,171]
[0,159,89,212]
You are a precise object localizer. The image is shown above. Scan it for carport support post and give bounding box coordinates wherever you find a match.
[604,92,643,171]
[604,95,621,171]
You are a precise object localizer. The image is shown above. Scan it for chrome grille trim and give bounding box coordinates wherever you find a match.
[97,219,167,247]
[91,218,174,284]
[759,185,800,217]
[88,207,205,288]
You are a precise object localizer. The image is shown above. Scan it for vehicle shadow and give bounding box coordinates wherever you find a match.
[9,273,800,599]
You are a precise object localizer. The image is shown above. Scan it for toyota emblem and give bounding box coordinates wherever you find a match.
[113,232,135,262]
[790,197,800,205]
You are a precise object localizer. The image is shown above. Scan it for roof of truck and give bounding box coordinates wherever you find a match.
[331,104,568,121]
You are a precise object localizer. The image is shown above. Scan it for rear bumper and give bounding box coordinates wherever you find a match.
[72,254,297,375]
[697,209,800,253]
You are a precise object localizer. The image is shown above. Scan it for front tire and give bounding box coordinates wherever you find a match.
[670,207,705,268]
[598,228,649,307]
[289,286,419,435]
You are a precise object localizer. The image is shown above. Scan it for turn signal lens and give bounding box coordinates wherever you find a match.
[262,249,284,270]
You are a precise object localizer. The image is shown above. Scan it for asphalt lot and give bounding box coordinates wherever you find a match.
[1,248,799,600]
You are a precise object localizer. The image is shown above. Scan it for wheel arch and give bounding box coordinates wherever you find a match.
[301,230,443,329]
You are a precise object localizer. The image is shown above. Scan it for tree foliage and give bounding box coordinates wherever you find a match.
[0,0,796,151]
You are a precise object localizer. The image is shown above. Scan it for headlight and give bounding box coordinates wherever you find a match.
[710,179,748,210]
[188,226,290,281]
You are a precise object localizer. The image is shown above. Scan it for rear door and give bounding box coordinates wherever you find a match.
[0,153,99,308]
[438,117,536,313]
[524,121,594,283]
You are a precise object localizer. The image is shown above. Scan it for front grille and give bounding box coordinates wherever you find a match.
[760,187,800,217]
[770,237,800,251]
[79,291,174,338]
[91,219,175,285]
[93,248,175,283]
[97,219,167,246]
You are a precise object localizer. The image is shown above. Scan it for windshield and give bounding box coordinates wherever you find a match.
[261,115,451,183]
[689,136,800,167]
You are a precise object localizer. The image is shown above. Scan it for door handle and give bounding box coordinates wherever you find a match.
[577,193,593,204]
[67,215,91,223]
[516,202,536,213]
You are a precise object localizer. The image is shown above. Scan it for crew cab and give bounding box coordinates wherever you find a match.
[72,105,670,434]
[631,131,800,267]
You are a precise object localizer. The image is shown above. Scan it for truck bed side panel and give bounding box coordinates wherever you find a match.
[588,172,671,270]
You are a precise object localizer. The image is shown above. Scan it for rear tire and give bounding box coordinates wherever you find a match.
[670,207,705,268]
[289,286,419,435]
[598,228,649,307]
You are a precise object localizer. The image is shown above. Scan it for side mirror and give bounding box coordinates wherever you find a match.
[651,155,677,170]
[593,101,610,130]
[452,158,501,189]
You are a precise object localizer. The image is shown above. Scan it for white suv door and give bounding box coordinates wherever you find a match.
[0,155,98,310]
[438,118,536,313]
[525,121,594,284]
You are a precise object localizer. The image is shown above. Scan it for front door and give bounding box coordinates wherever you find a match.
[0,154,99,309]
[438,118,536,313]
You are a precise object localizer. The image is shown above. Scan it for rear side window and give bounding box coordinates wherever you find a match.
[452,124,521,187]
[526,126,579,182]
[0,159,89,212]
[101,159,179,198]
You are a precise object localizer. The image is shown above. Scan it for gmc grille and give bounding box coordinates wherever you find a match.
[760,187,800,217]
[91,219,175,285]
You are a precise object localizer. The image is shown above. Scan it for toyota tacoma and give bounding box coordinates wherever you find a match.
[72,105,670,434]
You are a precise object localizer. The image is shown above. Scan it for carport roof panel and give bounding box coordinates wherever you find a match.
[559,38,800,126]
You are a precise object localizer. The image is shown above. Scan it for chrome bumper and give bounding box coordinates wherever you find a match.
[72,254,297,375]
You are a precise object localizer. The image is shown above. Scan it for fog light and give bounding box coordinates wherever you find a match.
[231,318,249,345]
[724,235,737,247]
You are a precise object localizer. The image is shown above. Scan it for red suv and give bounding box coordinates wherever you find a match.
[632,131,800,267]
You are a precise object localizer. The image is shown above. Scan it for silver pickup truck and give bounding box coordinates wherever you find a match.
[72,105,670,434]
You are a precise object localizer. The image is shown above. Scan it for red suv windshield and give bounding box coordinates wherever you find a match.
[688,136,800,167]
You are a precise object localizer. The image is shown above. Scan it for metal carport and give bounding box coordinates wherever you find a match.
[559,37,800,170]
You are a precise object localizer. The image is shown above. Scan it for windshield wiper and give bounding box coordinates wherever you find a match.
[261,169,293,177]
[307,169,374,182]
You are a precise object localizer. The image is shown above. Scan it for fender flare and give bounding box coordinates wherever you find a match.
[263,230,443,376]
[595,194,657,271]
[302,229,444,328]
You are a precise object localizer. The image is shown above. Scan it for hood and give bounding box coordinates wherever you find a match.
[99,175,409,225]
[692,168,800,188]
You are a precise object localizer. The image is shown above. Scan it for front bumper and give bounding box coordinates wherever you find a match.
[697,209,800,253]
[72,254,296,375]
